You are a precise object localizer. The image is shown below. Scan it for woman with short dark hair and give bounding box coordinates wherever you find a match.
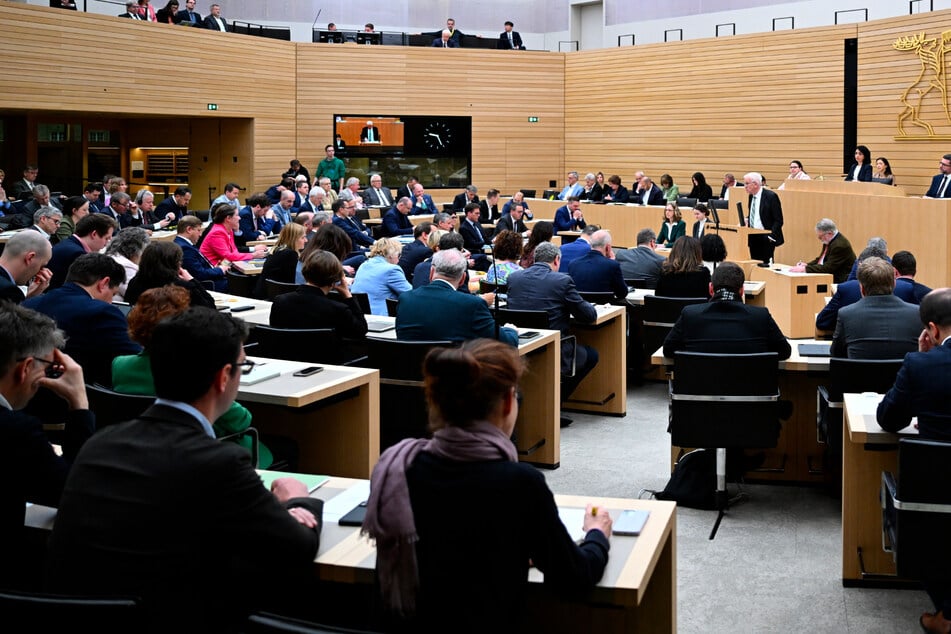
[125,241,215,308]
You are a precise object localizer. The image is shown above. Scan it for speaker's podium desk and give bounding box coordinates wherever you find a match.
[713,224,771,261]
[748,265,833,338]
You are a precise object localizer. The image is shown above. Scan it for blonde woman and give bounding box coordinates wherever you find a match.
[254,222,307,298]
[350,237,411,315]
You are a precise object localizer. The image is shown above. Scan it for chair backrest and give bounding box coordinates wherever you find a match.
[896,438,951,505]
[349,291,372,315]
[245,611,381,634]
[385,297,399,317]
[579,291,615,305]
[625,278,650,289]
[264,278,298,301]
[709,198,728,210]
[494,308,550,329]
[676,196,698,209]
[827,358,905,403]
[0,589,142,631]
[479,279,507,295]
[519,188,536,198]
[642,295,708,357]
[670,351,781,449]
[225,270,256,298]
[364,338,457,382]
[252,325,345,365]
[85,383,154,429]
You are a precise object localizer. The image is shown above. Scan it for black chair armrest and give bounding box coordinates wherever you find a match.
[219,426,259,469]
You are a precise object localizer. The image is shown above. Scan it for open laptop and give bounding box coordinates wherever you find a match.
[365,316,395,333]
[797,342,831,357]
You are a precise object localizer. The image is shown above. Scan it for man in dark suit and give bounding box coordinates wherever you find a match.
[46,307,323,631]
[554,197,587,233]
[663,262,791,359]
[381,197,414,238]
[397,248,518,346]
[22,184,63,216]
[46,213,117,290]
[452,185,480,212]
[789,218,856,284]
[359,121,381,143]
[202,2,228,31]
[558,224,596,272]
[831,257,921,359]
[498,21,524,49]
[893,250,932,305]
[0,231,52,303]
[633,176,666,206]
[23,253,140,385]
[176,215,228,292]
[616,228,665,289]
[9,165,38,200]
[924,153,951,198]
[432,30,459,47]
[409,183,438,215]
[331,199,374,249]
[457,202,491,272]
[494,202,529,236]
[507,242,598,400]
[153,186,191,224]
[568,230,627,300]
[118,1,142,18]
[743,172,784,264]
[479,188,500,224]
[0,302,94,590]
[362,173,394,208]
[175,0,202,25]
[396,176,418,202]
[398,222,433,281]
[97,191,137,230]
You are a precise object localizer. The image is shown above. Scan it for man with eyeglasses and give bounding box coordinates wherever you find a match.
[98,191,136,230]
[924,154,951,198]
[0,302,94,590]
[0,230,52,303]
[31,206,63,243]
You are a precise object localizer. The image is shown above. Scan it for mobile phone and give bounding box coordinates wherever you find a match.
[45,365,64,379]
[230,305,254,312]
[518,331,540,339]
[293,366,324,377]
[339,500,367,526]
[613,510,649,536]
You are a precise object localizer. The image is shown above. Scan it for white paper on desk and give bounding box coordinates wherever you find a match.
[322,480,371,523]
[558,507,587,542]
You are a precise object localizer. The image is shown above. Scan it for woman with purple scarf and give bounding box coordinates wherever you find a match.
[363,339,613,632]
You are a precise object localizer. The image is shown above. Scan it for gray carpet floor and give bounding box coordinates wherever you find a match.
[544,379,928,633]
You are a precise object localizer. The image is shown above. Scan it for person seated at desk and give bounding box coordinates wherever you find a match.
[494,202,530,237]
[200,204,267,266]
[568,229,627,300]
[844,145,873,182]
[616,228,665,289]
[332,198,374,251]
[363,173,394,208]
[0,230,52,304]
[151,186,191,224]
[657,202,685,248]
[660,173,679,202]
[363,339,612,631]
[789,218,856,284]
[654,236,711,299]
[685,172,713,202]
[175,215,228,293]
[47,307,323,632]
[105,226,150,303]
[253,223,306,298]
[500,190,533,218]
[893,250,932,304]
[663,262,791,359]
[876,288,951,634]
[0,303,93,591]
[398,222,434,282]
[816,245,892,332]
[578,172,603,202]
[557,224,597,272]
[381,197,415,238]
[553,197,587,233]
[519,221,553,269]
[633,176,666,206]
[351,237,412,315]
[296,222,360,283]
[396,249,518,346]
[484,229,522,285]
[700,233,727,276]
[237,193,280,245]
[830,257,920,359]
[125,241,215,309]
[479,188,501,223]
[410,183,438,215]
[845,236,889,282]
[601,174,629,203]
[452,185,479,212]
[458,202,491,271]
[872,156,895,185]
[271,250,367,340]
[412,232,472,294]
[556,171,583,201]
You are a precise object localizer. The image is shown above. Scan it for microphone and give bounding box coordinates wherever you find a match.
[312,8,321,30]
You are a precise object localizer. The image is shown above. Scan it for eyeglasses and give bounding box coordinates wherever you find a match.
[17,355,62,378]
[236,359,256,375]
[941,162,951,168]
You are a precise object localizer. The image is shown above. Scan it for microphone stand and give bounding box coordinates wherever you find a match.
[311,8,321,41]
[488,233,501,339]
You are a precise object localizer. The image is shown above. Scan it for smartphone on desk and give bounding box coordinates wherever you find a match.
[613,509,649,536]
[339,501,367,526]
[293,366,324,377]
[518,331,540,339]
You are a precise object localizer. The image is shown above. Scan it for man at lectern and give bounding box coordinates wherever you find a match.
[360,121,381,144]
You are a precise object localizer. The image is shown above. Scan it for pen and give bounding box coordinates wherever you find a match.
[591,506,598,517]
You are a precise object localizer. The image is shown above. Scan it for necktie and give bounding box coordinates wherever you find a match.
[377,188,385,204]
[471,221,483,244]
[508,33,513,47]
[749,197,758,227]
[368,129,374,142]
[939,175,949,197]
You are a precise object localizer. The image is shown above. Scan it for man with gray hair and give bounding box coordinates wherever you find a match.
[381,197,414,237]
[0,230,52,302]
[789,218,856,283]
[31,206,63,243]
[616,228,665,288]
[558,224,599,272]
[845,236,887,281]
[396,248,518,345]
[452,185,479,212]
[98,191,135,230]
[341,177,366,211]
[742,171,784,263]
[23,184,62,215]
[816,244,894,332]
[558,171,583,200]
[568,229,628,300]
[363,174,393,208]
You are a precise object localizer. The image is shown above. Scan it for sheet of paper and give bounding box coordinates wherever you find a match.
[558,507,587,542]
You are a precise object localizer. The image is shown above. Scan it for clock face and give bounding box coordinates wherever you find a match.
[423,120,454,152]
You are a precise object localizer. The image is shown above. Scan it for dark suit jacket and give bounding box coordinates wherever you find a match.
[0,267,26,303]
[878,341,951,440]
[396,184,414,201]
[202,14,229,31]
[749,189,785,246]
[687,184,714,202]
[831,294,921,359]
[805,232,855,283]
[925,173,951,198]
[332,215,374,248]
[458,218,489,253]
[175,236,227,292]
[239,207,278,240]
[154,197,187,223]
[632,184,665,206]
[553,205,587,232]
[46,234,88,290]
[175,8,203,25]
[432,37,459,47]
[396,280,518,346]
[817,280,923,332]
[360,126,381,142]
[579,183,603,202]
[46,403,323,631]
[452,192,479,211]
[663,299,791,359]
[844,163,873,182]
[362,187,393,207]
[398,239,432,280]
[507,263,596,333]
[568,250,627,299]
[270,285,368,338]
[497,30,524,49]
[616,246,665,288]
[410,193,438,215]
[895,277,931,304]
[22,283,141,384]
[557,238,590,273]
[478,200,499,224]
[601,185,629,203]
[381,208,413,237]
[494,214,527,236]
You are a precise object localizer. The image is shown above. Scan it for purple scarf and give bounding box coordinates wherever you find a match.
[362,421,517,615]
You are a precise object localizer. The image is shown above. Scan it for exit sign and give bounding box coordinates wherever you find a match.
[207,104,218,111]
[528,116,538,122]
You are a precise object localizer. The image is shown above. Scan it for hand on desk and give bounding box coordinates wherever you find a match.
[288,506,319,529]
[584,503,613,538]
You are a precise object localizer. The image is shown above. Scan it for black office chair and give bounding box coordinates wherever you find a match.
[882,438,951,581]
[816,358,904,451]
[252,325,360,366]
[226,270,256,298]
[641,295,708,362]
[385,297,399,317]
[0,589,142,632]
[370,225,386,240]
[579,291,616,305]
[519,189,536,198]
[245,612,382,634]
[479,279,507,295]
[669,351,782,539]
[676,196,698,209]
[84,383,154,429]
[349,291,372,315]
[709,198,728,210]
[624,278,651,289]
[494,308,577,377]
[362,338,456,451]
[264,278,298,301]
[218,425,260,469]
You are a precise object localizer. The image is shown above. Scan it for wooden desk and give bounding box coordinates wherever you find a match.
[365,212,455,227]
[237,358,380,479]
[313,478,677,633]
[713,224,771,261]
[499,198,665,248]
[565,304,627,417]
[148,229,177,242]
[210,291,272,323]
[749,265,833,338]
[842,392,917,586]
[230,259,267,276]
[627,281,765,308]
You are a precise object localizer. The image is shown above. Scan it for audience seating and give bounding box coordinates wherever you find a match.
[0,589,142,632]
[625,278,650,289]
[676,196,698,209]
[84,383,154,429]
[642,295,708,360]
[479,279,507,295]
[385,297,399,317]
[579,291,616,305]
[264,279,298,301]
[226,270,256,298]
[816,358,904,451]
[519,189,536,198]
[245,612,383,634]
[251,326,362,366]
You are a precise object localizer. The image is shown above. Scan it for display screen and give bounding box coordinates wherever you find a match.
[332,115,472,190]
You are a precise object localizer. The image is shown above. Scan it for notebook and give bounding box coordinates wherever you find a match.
[238,364,281,385]
[365,316,395,333]
[798,343,831,357]
[256,470,329,493]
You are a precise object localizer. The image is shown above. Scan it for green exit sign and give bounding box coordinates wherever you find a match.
[207,103,218,111]
[528,116,538,123]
